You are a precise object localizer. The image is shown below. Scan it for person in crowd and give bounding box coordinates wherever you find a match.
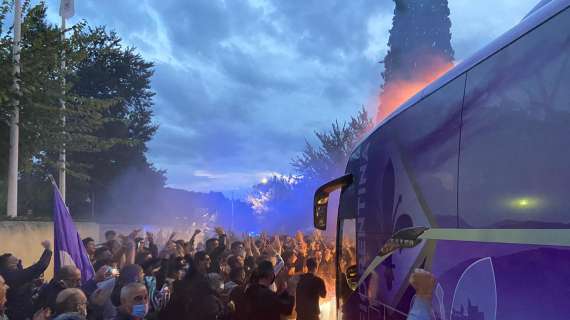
[282,250,297,276]
[0,276,8,320]
[407,269,437,320]
[319,248,334,279]
[110,265,144,308]
[53,313,87,320]
[226,255,244,271]
[230,241,245,259]
[113,283,148,320]
[227,267,248,320]
[2,226,348,320]
[192,273,226,320]
[295,258,326,320]
[243,256,256,278]
[35,265,82,314]
[0,240,52,320]
[224,267,245,295]
[206,227,227,274]
[245,260,294,320]
[94,247,114,266]
[83,238,97,263]
[53,288,88,318]
[159,252,211,319]
[105,231,117,243]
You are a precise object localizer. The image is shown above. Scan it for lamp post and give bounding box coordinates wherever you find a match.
[6,0,22,218]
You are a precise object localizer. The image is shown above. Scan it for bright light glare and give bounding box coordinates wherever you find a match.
[319,298,336,320]
[260,177,269,184]
[508,197,541,210]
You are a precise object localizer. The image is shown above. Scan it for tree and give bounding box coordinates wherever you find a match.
[292,107,372,182]
[0,3,162,218]
[66,26,164,218]
[0,3,117,216]
[248,108,372,232]
[382,0,454,83]
[378,0,454,121]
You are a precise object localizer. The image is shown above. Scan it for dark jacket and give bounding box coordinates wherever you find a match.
[35,279,67,314]
[295,273,326,320]
[229,285,247,320]
[1,249,52,320]
[161,273,220,320]
[208,235,227,274]
[245,283,294,320]
[111,311,134,320]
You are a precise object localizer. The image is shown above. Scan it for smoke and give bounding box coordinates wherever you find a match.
[376,54,454,123]
[97,166,259,232]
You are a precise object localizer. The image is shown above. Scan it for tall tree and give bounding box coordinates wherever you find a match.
[292,107,371,182]
[67,26,164,218]
[0,4,162,218]
[378,0,454,121]
[0,4,116,216]
[382,0,454,83]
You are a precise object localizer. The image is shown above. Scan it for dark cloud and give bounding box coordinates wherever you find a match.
[44,0,534,193]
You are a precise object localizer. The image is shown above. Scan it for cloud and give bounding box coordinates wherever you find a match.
[449,0,539,60]
[43,0,536,193]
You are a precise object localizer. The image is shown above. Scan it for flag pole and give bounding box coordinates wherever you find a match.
[48,174,66,206]
[58,14,67,203]
[6,0,22,218]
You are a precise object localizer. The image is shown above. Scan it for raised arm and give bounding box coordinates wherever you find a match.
[12,241,53,287]
[407,269,436,320]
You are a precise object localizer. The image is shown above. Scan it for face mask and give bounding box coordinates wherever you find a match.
[131,303,148,318]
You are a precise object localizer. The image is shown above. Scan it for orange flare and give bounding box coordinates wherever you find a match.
[376,56,453,123]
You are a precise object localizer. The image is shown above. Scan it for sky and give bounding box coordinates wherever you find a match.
[42,0,540,196]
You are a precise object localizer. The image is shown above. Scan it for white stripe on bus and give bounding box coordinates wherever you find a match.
[420,228,570,247]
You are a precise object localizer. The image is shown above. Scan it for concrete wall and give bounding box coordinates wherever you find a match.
[0,221,206,280]
[0,221,100,280]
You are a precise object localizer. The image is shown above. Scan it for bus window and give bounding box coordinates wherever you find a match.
[337,217,356,312]
[338,218,356,273]
[459,6,570,228]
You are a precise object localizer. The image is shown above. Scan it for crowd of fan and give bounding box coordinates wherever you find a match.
[0,227,350,320]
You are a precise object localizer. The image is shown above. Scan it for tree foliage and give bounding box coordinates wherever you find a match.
[382,0,454,84]
[248,108,372,232]
[292,107,372,182]
[0,3,163,218]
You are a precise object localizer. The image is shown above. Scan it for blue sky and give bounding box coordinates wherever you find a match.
[42,0,539,195]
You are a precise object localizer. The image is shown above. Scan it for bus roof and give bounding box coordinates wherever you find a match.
[354,0,570,152]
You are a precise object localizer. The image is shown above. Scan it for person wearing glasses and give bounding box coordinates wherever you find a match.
[35,265,82,315]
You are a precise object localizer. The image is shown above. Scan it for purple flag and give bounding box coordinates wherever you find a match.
[53,184,95,283]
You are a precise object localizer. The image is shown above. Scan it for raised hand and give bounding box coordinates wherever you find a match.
[128,229,142,240]
[214,227,225,236]
[409,269,436,300]
[146,232,155,243]
[273,235,282,255]
[41,240,51,250]
[33,308,51,320]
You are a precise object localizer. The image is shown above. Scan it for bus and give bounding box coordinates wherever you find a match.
[313,0,570,319]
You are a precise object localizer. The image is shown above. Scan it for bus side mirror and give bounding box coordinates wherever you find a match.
[313,174,353,230]
[379,226,429,256]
